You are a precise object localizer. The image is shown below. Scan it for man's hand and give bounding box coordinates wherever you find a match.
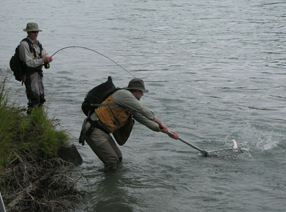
[156,118,169,133]
[42,56,53,63]
[156,119,179,139]
[167,130,179,140]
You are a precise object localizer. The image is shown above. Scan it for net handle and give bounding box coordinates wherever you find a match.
[167,132,209,157]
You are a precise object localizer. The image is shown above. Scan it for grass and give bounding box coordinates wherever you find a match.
[0,71,84,212]
[0,78,69,173]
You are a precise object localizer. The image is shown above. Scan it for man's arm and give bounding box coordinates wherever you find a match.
[113,90,158,122]
[19,40,52,68]
[113,90,179,139]
[132,111,160,131]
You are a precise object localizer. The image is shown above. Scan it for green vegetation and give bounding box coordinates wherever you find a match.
[0,78,69,172]
[0,77,84,212]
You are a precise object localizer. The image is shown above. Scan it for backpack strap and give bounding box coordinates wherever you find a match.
[90,104,118,108]
[85,116,109,136]
[22,38,43,57]
[38,41,43,57]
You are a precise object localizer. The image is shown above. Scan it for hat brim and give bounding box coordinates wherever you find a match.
[23,29,42,32]
[124,87,149,93]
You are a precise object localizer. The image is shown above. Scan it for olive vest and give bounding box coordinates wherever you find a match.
[95,92,134,145]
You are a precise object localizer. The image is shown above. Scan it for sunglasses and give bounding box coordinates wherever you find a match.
[31,31,39,33]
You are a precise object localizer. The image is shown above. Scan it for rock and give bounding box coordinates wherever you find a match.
[58,144,83,166]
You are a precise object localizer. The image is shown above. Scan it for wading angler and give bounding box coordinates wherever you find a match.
[80,77,179,172]
[10,22,53,113]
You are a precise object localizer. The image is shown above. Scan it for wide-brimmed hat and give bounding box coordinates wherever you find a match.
[124,78,149,93]
[23,22,42,32]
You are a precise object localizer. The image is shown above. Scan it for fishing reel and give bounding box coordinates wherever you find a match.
[44,62,50,69]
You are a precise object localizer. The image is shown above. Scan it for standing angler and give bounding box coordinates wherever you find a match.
[82,78,179,172]
[19,22,53,113]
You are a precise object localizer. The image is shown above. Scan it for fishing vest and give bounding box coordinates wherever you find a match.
[22,38,44,72]
[95,92,133,134]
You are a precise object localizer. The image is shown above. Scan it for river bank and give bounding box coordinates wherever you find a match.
[0,73,84,212]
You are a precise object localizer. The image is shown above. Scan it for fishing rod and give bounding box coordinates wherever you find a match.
[50,46,136,78]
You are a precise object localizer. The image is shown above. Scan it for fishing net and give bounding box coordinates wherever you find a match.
[173,133,243,160]
[207,148,243,159]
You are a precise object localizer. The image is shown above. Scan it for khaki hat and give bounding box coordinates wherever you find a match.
[23,22,42,32]
[124,78,149,93]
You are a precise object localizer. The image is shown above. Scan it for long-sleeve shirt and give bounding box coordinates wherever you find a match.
[19,37,48,69]
[113,89,160,132]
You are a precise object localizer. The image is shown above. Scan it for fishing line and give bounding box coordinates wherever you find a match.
[51,46,136,78]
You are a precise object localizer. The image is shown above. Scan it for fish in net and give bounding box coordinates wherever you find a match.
[169,132,243,159]
[206,138,243,159]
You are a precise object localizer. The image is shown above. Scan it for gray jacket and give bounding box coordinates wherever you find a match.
[19,37,48,69]
[113,89,160,132]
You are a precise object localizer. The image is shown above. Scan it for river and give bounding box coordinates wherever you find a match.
[1,0,286,211]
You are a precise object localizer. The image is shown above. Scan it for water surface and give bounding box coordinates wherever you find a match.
[1,0,286,211]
